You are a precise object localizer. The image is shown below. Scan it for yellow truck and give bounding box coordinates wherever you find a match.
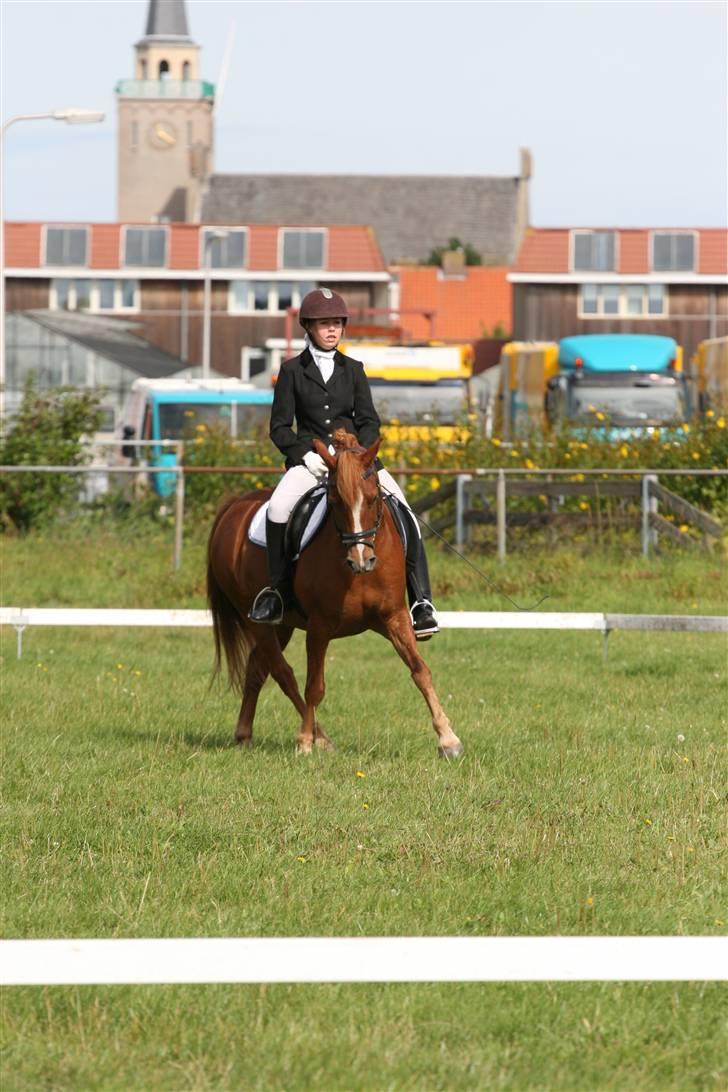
[692,336,728,413]
[339,340,474,442]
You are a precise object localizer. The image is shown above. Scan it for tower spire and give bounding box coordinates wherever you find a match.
[143,0,191,41]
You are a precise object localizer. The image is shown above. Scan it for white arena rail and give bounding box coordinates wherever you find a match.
[1,607,726,661]
[1,936,726,986]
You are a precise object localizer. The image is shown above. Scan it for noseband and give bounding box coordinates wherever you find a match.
[331,462,383,548]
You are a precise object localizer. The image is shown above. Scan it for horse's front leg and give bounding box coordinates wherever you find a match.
[385,609,463,758]
[297,625,334,754]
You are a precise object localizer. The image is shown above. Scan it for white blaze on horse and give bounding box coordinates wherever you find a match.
[206,430,463,758]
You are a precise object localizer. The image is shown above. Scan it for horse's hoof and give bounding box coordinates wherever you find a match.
[296,740,313,756]
[438,741,464,760]
[234,735,253,749]
[314,736,335,751]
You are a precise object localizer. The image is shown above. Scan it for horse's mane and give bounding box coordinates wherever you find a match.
[331,429,367,504]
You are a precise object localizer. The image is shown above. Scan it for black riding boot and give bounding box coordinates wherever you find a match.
[248,518,291,624]
[401,508,439,640]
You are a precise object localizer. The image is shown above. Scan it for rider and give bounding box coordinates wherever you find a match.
[248,288,439,638]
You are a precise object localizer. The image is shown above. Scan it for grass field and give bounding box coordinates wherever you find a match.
[1,526,727,1090]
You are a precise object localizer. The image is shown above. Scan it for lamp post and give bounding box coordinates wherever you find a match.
[202,230,229,380]
[0,108,105,429]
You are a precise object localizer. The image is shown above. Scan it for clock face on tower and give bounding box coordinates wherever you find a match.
[147,120,178,149]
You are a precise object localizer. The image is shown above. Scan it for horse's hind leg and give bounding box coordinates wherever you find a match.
[234,644,269,746]
[297,626,334,755]
[385,610,463,758]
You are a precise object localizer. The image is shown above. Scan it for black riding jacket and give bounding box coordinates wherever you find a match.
[270,349,381,468]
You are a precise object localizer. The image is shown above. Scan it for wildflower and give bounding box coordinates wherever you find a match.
[706,409,715,418]
[692,451,700,460]
[619,444,629,458]
[681,423,690,433]
[430,477,440,490]
[356,770,366,779]
[679,524,689,533]
[595,411,605,422]
[715,919,725,926]
[491,437,501,447]
[195,424,206,432]
[579,501,589,511]
[585,896,594,907]
[644,819,652,826]
[510,449,519,457]
[296,856,307,863]
[524,457,536,470]
[717,417,726,429]
[362,803,369,810]
[116,663,124,670]
[677,733,685,743]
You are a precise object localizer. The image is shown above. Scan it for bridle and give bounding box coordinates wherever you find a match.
[330,461,384,548]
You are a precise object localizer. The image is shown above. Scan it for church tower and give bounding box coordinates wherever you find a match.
[116,0,214,222]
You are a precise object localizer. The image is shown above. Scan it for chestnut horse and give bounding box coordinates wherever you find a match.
[206,430,463,758]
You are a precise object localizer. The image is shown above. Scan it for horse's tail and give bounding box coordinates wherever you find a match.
[207,496,253,694]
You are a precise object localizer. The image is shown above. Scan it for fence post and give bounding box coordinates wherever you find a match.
[496,469,507,562]
[641,473,658,556]
[174,443,185,572]
[455,474,472,547]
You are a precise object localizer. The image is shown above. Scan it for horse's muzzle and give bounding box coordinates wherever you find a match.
[347,552,377,573]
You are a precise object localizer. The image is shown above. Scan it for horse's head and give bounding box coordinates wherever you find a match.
[314,430,382,573]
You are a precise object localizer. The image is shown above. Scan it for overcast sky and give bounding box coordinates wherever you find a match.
[2,0,726,227]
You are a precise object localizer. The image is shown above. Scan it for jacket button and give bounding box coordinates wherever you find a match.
[324,404,329,410]
[324,418,330,424]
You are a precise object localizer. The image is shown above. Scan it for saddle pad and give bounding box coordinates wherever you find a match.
[248,494,328,560]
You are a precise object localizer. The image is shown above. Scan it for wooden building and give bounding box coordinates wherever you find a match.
[509,227,728,358]
[4,220,391,422]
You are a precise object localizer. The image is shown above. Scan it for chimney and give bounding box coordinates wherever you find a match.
[441,247,466,277]
[519,147,533,180]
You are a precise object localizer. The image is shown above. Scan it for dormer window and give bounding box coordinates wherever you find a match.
[572,231,615,272]
[280,229,326,269]
[123,226,167,267]
[44,226,88,266]
[652,232,695,272]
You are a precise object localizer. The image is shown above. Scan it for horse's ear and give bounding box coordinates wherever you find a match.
[313,439,336,470]
[362,437,381,466]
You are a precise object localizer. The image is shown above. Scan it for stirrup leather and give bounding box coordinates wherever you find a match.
[249,585,285,624]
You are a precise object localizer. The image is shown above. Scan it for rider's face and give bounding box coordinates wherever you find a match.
[310,317,344,351]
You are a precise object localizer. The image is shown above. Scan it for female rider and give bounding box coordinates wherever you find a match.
[249,287,439,639]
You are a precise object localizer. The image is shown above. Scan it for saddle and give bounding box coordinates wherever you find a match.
[248,487,410,561]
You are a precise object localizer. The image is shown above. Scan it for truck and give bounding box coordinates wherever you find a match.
[338,340,475,441]
[501,333,694,437]
[120,378,274,496]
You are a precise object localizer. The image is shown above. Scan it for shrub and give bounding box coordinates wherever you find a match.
[0,379,103,532]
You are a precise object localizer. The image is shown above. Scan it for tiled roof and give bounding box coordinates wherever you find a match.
[202,174,523,265]
[395,265,512,341]
[514,228,728,275]
[3,221,387,273]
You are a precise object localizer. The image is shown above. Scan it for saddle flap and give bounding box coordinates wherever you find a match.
[248,486,328,561]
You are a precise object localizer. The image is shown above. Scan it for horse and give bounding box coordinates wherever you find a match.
[206,429,463,758]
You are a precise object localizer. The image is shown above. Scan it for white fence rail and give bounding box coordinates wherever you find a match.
[2,608,726,661]
[2,936,726,986]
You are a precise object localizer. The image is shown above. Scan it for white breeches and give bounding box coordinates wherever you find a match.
[268,465,416,533]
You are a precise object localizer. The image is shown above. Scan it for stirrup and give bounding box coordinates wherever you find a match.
[411,599,439,640]
[248,586,285,624]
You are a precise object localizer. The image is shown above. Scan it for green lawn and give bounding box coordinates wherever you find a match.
[1,528,726,1089]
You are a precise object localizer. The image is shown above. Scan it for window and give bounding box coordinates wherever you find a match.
[50,279,140,312]
[652,233,695,272]
[124,227,167,267]
[281,229,325,269]
[572,231,615,272]
[228,280,316,313]
[579,283,667,318]
[45,227,88,266]
[202,229,246,268]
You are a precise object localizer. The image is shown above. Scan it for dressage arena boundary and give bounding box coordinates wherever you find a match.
[2,607,726,661]
[2,937,727,986]
[4,608,726,986]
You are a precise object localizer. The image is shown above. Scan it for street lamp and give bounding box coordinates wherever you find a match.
[202,230,229,380]
[0,108,105,428]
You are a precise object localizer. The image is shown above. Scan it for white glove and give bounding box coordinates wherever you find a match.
[303,451,328,480]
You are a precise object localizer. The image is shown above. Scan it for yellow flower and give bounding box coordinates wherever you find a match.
[195,423,206,432]
[579,501,589,511]
[430,477,440,490]
[619,444,629,458]
[706,409,715,418]
[116,663,124,670]
[510,449,519,457]
[356,770,366,779]
[524,458,535,469]
[679,524,689,533]
[595,411,605,422]
[296,856,307,863]
[717,417,726,429]
[692,451,700,460]
[644,819,652,826]
[184,410,195,417]
[491,437,501,447]
[362,803,369,810]
[585,896,594,907]
[681,423,690,433]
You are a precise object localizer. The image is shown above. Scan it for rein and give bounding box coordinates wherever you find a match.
[329,460,384,548]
